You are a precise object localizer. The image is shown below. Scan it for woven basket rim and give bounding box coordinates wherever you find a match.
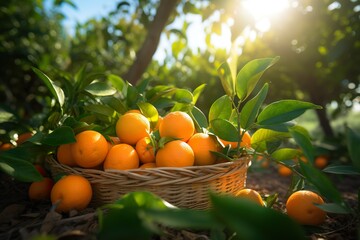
[46,154,251,173]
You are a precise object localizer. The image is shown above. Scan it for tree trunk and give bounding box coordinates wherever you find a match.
[307,88,335,138]
[122,0,178,85]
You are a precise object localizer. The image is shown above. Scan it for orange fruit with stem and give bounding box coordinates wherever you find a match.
[51,175,92,213]
[0,143,14,151]
[116,113,150,145]
[278,164,292,177]
[286,190,326,225]
[187,133,219,166]
[220,130,251,149]
[17,132,33,145]
[57,143,77,167]
[314,155,329,169]
[28,177,54,201]
[104,143,139,170]
[159,111,195,142]
[135,136,156,164]
[236,188,265,206]
[156,140,194,167]
[71,130,108,168]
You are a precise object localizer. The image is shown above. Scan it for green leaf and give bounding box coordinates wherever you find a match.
[84,104,116,117]
[257,100,322,126]
[209,95,232,123]
[251,128,290,151]
[145,208,215,230]
[346,126,360,172]
[289,127,314,163]
[236,57,279,101]
[315,203,351,214]
[137,102,159,130]
[240,83,268,129]
[217,62,234,97]
[210,119,238,142]
[0,158,42,182]
[32,67,65,107]
[173,88,193,104]
[322,164,360,175]
[85,82,117,96]
[210,192,305,240]
[192,84,206,105]
[192,106,208,129]
[271,148,302,162]
[299,161,344,204]
[101,96,127,114]
[108,74,126,96]
[42,126,76,146]
[126,83,140,108]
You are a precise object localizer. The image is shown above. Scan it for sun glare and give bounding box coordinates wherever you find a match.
[242,0,290,32]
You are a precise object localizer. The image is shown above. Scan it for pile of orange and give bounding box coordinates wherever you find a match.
[55,110,253,171]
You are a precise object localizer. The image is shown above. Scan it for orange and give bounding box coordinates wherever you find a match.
[71,130,108,168]
[236,188,264,206]
[103,144,139,170]
[126,109,142,114]
[254,155,270,168]
[116,113,150,145]
[314,155,329,169]
[286,190,326,225]
[51,175,92,213]
[17,132,33,145]
[187,133,219,166]
[156,140,194,167]
[135,137,156,164]
[28,177,54,201]
[220,130,251,149]
[278,164,292,177]
[34,164,48,177]
[57,143,77,167]
[139,162,157,169]
[159,111,195,142]
[0,143,14,151]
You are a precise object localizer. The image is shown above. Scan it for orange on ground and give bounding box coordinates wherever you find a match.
[156,140,194,167]
[286,190,326,226]
[17,132,33,145]
[28,177,54,201]
[314,155,329,169]
[116,113,150,145]
[278,164,292,177]
[34,164,48,177]
[71,130,108,168]
[104,144,139,170]
[51,175,92,213]
[220,130,251,149]
[139,162,157,169]
[57,143,77,167]
[236,188,264,206]
[0,143,14,151]
[159,111,195,142]
[187,133,219,166]
[255,155,270,168]
[135,137,155,164]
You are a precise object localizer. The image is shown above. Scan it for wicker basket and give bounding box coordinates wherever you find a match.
[45,155,251,209]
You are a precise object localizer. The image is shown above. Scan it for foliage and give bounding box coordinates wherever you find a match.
[97,191,305,240]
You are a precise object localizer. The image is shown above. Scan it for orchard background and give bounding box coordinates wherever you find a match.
[0,0,360,239]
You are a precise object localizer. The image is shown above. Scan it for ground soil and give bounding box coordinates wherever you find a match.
[0,165,359,240]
